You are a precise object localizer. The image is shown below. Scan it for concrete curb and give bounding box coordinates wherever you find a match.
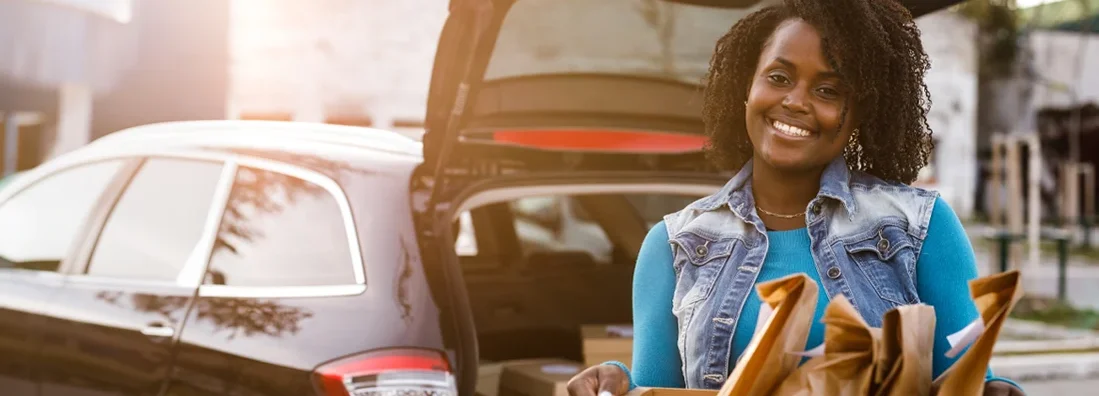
[991,352,1099,382]
[989,320,1099,380]
[1002,319,1099,340]
[996,319,1099,356]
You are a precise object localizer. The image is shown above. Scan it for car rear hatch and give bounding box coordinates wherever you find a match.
[417,0,965,392]
[421,0,964,182]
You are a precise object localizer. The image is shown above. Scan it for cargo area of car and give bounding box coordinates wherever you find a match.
[434,177,723,394]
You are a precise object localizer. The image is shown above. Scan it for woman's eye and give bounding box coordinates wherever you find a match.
[817,86,840,98]
[767,74,790,84]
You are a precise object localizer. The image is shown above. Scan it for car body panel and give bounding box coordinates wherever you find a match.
[37,280,195,396]
[0,271,64,396]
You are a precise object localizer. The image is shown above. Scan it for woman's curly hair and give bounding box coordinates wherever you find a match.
[702,0,934,184]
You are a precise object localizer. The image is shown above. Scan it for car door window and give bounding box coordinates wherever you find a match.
[513,196,614,264]
[86,158,225,281]
[456,192,708,269]
[0,160,125,271]
[203,165,355,287]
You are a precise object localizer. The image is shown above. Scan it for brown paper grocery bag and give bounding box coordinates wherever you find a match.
[933,270,1023,396]
[771,296,936,396]
[715,273,819,396]
[875,304,937,396]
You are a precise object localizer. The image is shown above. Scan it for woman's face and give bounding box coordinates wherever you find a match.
[745,18,859,173]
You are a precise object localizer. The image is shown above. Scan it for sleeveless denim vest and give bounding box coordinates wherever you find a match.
[663,157,939,389]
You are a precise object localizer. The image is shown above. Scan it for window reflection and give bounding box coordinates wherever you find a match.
[207,163,354,287]
[95,291,313,340]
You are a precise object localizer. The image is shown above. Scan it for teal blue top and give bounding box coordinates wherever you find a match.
[622,197,1022,391]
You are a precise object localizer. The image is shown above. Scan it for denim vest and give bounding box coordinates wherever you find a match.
[663,157,938,389]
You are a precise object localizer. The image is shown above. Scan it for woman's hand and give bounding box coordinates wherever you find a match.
[930,380,1024,396]
[982,381,1025,396]
[566,364,631,396]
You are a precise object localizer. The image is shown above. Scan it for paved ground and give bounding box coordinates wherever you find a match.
[1018,378,1099,394]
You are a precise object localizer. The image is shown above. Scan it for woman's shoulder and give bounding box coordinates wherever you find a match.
[848,169,938,196]
[927,195,965,234]
[645,220,671,245]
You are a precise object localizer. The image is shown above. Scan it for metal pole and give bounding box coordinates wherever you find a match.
[1058,234,1069,302]
[1082,164,1096,250]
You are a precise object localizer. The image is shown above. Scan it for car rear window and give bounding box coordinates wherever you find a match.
[484,0,768,83]
[203,165,356,287]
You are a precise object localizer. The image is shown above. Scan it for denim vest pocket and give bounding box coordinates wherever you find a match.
[670,232,739,311]
[842,223,919,306]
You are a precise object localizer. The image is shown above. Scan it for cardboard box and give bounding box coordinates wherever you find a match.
[626,388,717,396]
[581,324,633,367]
[477,362,505,396]
[498,359,584,396]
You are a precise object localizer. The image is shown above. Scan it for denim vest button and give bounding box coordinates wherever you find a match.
[695,245,708,257]
[877,238,890,252]
[827,266,841,279]
[811,202,822,215]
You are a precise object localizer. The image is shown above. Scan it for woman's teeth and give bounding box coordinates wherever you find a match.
[772,120,812,137]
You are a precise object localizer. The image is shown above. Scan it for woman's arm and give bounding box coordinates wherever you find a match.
[605,221,685,389]
[917,197,1023,391]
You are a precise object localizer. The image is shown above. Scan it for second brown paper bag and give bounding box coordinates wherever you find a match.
[714,273,819,396]
[769,296,936,396]
[933,270,1023,396]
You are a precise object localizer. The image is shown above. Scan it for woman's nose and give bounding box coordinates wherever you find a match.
[781,89,811,113]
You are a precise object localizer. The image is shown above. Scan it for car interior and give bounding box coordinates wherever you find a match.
[452,187,706,363]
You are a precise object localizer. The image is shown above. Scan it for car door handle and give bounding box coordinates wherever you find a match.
[141,324,175,339]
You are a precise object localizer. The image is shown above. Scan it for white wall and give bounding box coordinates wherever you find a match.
[228,0,447,129]
[916,12,981,219]
[1027,30,1099,111]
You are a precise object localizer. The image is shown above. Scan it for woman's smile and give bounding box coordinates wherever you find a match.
[767,117,816,139]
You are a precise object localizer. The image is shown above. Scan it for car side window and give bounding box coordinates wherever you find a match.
[86,158,225,281]
[203,165,355,287]
[0,160,125,272]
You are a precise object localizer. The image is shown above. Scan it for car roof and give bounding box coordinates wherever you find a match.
[88,119,424,159]
[0,120,424,198]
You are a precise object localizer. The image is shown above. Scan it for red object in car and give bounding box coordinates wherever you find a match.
[491,129,707,153]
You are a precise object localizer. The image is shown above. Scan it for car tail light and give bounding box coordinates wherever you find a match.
[313,348,457,396]
[490,129,707,153]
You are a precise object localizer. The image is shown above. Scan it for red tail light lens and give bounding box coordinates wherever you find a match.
[490,129,707,153]
[313,348,456,396]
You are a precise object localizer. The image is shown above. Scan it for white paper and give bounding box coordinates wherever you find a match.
[606,325,634,338]
[945,318,986,359]
[754,302,774,336]
[790,344,825,358]
[541,364,580,375]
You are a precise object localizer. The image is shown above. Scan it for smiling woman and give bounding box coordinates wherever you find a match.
[565,0,1026,395]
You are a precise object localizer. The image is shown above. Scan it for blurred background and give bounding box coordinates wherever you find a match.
[1,0,1099,392]
[2,0,1097,221]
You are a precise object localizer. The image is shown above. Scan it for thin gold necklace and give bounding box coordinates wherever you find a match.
[756,205,804,219]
